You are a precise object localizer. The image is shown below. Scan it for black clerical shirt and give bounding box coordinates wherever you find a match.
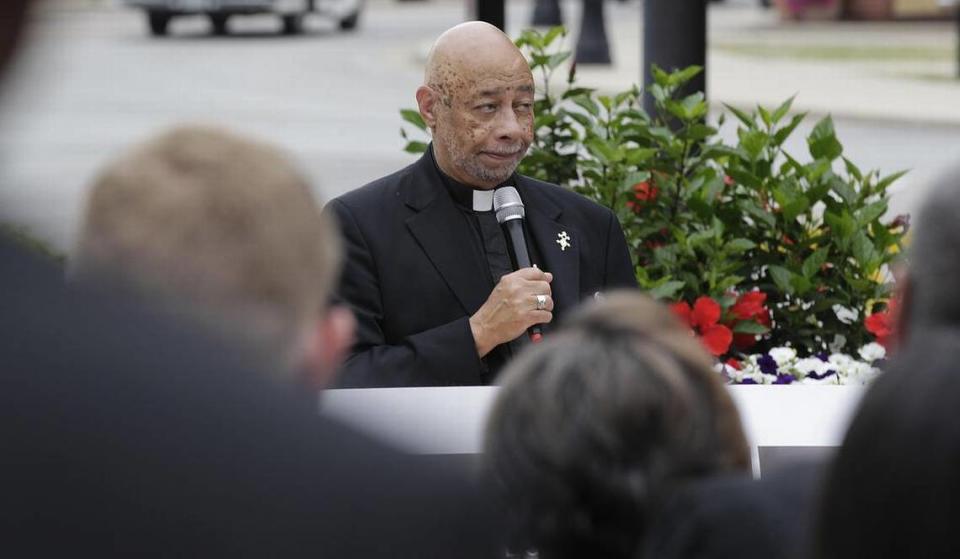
[428,148,544,369]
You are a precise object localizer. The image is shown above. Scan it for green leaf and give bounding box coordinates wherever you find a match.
[808,115,844,161]
[672,65,704,86]
[651,65,671,87]
[585,138,624,163]
[543,26,566,46]
[547,51,572,71]
[723,104,756,129]
[403,141,428,154]
[858,201,888,225]
[876,169,908,192]
[726,238,756,253]
[769,266,795,295]
[739,129,769,161]
[648,281,686,300]
[572,95,600,117]
[726,168,762,189]
[782,196,811,223]
[733,321,770,335]
[624,148,658,166]
[400,109,427,130]
[686,123,717,141]
[773,113,806,146]
[771,95,796,124]
[758,105,772,127]
[802,248,830,278]
[852,231,880,270]
[842,157,863,182]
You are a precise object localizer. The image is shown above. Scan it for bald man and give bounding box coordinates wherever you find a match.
[326,22,636,387]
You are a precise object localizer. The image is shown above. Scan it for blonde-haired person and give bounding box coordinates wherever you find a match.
[484,291,750,559]
[73,125,353,386]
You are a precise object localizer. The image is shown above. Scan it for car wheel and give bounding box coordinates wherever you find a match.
[281,14,303,35]
[209,14,229,35]
[147,11,171,36]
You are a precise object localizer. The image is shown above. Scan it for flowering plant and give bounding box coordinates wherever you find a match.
[399,27,906,383]
[718,343,885,385]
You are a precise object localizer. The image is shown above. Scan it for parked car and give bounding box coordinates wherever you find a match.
[122,0,364,36]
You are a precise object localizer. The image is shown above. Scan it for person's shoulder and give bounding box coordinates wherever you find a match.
[519,175,616,218]
[331,158,422,211]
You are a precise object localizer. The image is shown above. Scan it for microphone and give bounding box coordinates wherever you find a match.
[493,186,544,343]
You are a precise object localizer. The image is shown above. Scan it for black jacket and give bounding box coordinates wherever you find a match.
[325,151,637,387]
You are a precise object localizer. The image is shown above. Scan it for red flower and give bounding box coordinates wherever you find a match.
[634,181,659,202]
[670,297,733,356]
[723,174,735,187]
[691,296,722,330]
[725,358,743,370]
[865,298,899,351]
[627,181,659,213]
[728,290,772,351]
[701,324,734,356]
[730,291,767,321]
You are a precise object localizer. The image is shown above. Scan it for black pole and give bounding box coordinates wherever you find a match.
[475,0,505,31]
[642,0,707,114]
[955,0,960,79]
[531,0,563,27]
[575,0,611,64]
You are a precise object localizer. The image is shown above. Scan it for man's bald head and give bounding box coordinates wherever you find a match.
[424,22,529,98]
[416,22,535,189]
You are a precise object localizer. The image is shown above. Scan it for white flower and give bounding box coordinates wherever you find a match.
[829,334,847,354]
[858,342,886,363]
[832,305,859,325]
[798,373,839,385]
[795,357,831,378]
[769,347,797,367]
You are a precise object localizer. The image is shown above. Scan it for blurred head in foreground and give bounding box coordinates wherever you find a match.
[815,331,960,558]
[484,291,750,559]
[73,125,353,386]
[899,163,960,343]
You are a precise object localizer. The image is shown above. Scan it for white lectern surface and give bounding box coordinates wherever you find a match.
[321,385,866,461]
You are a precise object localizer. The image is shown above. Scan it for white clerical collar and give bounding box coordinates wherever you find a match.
[473,189,495,212]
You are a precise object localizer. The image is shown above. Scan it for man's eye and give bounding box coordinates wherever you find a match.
[476,104,498,113]
[515,102,533,113]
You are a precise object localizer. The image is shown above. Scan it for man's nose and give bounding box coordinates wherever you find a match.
[495,106,525,140]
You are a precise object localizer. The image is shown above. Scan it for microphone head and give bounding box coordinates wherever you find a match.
[493,186,525,224]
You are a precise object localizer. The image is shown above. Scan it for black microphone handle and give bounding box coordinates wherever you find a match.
[502,219,543,342]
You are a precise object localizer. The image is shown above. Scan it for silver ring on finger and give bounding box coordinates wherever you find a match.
[535,294,548,311]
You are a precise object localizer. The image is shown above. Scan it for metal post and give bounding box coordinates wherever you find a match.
[642,0,707,113]
[475,0,505,31]
[531,0,563,27]
[575,0,611,64]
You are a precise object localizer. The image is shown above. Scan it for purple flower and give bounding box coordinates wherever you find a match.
[740,378,758,385]
[816,352,829,362]
[774,374,794,385]
[808,368,837,380]
[757,354,779,376]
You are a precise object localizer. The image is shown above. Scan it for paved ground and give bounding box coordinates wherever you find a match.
[1,0,958,250]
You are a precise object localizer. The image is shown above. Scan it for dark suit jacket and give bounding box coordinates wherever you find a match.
[326,150,637,387]
[0,237,501,557]
[643,462,823,559]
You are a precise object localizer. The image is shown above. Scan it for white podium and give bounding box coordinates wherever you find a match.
[321,385,865,475]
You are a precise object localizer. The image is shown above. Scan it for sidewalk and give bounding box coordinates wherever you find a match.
[553,1,960,125]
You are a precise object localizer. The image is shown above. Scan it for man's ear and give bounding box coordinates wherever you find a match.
[304,305,355,389]
[416,85,440,130]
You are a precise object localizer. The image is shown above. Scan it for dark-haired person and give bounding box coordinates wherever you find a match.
[483,292,750,559]
[325,21,635,388]
[815,330,960,558]
[895,163,960,345]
